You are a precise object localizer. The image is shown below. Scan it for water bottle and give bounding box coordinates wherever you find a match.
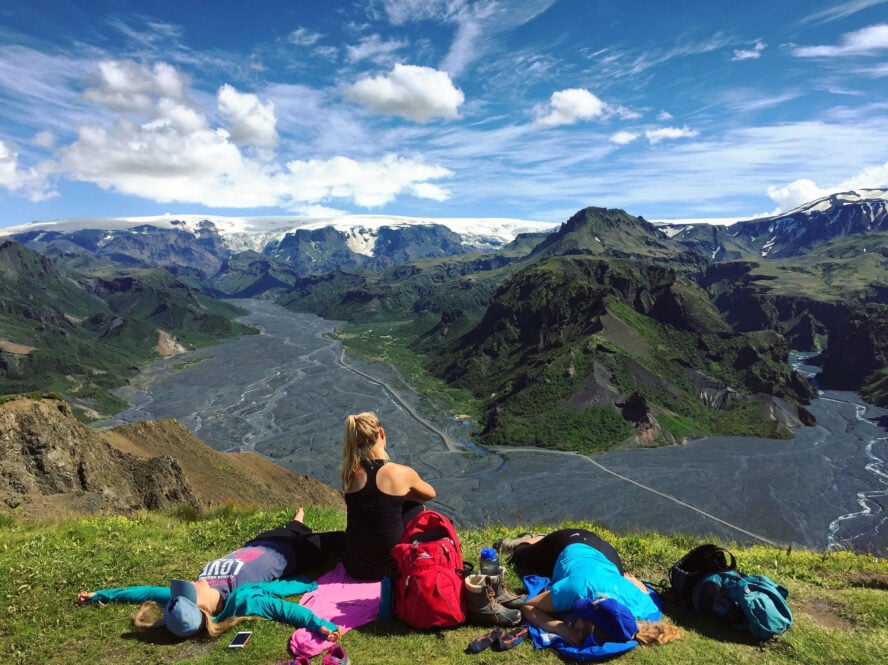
[480,547,500,575]
[378,574,393,621]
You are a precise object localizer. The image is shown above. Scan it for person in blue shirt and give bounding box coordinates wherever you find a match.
[505,529,682,646]
[76,508,344,640]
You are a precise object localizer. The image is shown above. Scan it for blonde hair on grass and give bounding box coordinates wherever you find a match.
[340,412,387,490]
[132,601,254,637]
[634,620,683,645]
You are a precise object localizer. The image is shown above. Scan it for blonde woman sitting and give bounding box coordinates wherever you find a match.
[340,412,436,580]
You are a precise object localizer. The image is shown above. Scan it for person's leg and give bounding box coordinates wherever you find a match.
[508,530,573,575]
[246,509,344,574]
[507,529,624,576]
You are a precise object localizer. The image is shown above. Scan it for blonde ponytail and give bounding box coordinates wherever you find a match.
[340,412,385,490]
[634,620,682,645]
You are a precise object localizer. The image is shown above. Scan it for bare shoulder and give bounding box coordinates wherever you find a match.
[378,461,417,477]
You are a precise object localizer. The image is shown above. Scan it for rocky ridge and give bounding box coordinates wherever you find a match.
[0,395,343,520]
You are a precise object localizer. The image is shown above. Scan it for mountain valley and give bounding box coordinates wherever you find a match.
[1,191,886,446]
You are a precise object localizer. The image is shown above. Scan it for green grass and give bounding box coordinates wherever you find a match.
[2,506,886,665]
[333,320,481,419]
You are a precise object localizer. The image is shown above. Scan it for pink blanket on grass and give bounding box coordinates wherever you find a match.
[289,562,381,657]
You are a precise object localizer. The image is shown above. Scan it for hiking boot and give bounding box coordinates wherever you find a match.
[493,533,538,559]
[488,572,527,610]
[464,574,521,627]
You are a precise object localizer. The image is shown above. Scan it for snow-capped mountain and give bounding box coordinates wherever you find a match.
[0,213,558,254]
[0,213,561,279]
[659,189,888,261]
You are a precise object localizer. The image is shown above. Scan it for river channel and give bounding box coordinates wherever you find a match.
[100,299,888,556]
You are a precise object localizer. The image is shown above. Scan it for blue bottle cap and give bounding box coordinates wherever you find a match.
[480,547,497,560]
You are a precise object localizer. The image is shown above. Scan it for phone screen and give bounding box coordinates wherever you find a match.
[228,631,252,648]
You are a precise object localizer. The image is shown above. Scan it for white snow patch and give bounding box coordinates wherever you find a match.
[0,213,560,254]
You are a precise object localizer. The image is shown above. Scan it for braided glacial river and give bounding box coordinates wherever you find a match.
[101,299,887,557]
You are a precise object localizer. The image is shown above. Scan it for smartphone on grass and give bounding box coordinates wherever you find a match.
[227,631,252,648]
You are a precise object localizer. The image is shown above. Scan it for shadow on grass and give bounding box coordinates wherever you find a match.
[659,598,765,646]
[120,626,216,657]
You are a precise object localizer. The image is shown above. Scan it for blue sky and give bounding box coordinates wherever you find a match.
[1,0,888,227]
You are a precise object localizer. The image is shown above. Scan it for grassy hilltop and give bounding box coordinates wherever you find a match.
[2,505,886,665]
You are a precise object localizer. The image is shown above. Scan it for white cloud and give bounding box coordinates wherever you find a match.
[12,60,454,211]
[289,27,323,47]
[411,181,450,200]
[732,40,766,61]
[610,130,639,145]
[800,0,888,26]
[284,153,452,207]
[657,110,674,121]
[766,179,827,211]
[534,88,607,127]
[767,161,888,211]
[793,23,888,57]
[217,84,278,149]
[82,60,189,112]
[382,0,558,77]
[645,125,698,144]
[0,139,56,202]
[346,34,408,63]
[344,64,464,122]
[32,130,56,148]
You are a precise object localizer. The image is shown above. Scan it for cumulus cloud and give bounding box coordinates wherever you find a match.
[534,88,606,127]
[0,139,56,201]
[82,60,189,112]
[767,161,888,211]
[610,130,639,145]
[344,63,464,122]
[733,40,766,61]
[793,23,888,57]
[284,154,452,207]
[19,59,453,210]
[217,84,278,149]
[645,125,698,144]
[766,179,827,211]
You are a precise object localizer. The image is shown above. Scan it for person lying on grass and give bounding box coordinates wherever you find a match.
[76,508,344,640]
[501,529,682,647]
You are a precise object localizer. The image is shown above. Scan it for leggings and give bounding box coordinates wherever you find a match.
[508,528,624,576]
[246,519,345,576]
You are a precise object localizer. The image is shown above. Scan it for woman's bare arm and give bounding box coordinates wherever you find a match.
[521,590,584,646]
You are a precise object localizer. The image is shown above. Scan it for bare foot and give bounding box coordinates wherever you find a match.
[293,507,305,523]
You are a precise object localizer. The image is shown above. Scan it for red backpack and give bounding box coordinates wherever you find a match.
[390,510,471,629]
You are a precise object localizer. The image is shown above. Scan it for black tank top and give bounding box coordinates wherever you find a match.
[343,460,406,580]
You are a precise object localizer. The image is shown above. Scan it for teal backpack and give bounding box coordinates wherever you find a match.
[691,570,793,642]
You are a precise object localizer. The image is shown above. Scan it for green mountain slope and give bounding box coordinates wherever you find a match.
[422,256,815,451]
[0,241,257,415]
[280,208,819,450]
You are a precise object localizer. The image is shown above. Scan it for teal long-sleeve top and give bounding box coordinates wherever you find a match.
[87,578,336,635]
